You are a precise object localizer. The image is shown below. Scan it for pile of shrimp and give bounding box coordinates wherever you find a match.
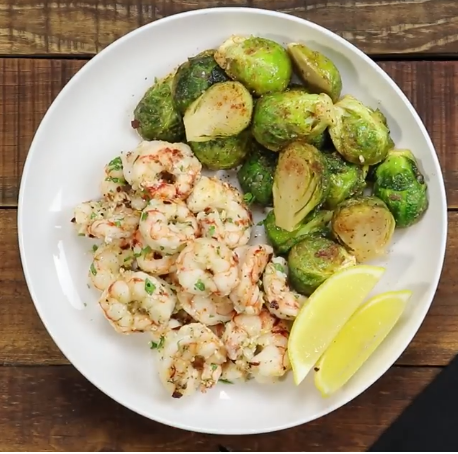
[72,139,307,398]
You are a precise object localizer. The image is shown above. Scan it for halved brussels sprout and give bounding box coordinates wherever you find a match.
[264,209,333,254]
[215,35,292,96]
[172,49,229,115]
[287,236,356,295]
[237,143,278,206]
[273,142,329,232]
[252,90,336,152]
[324,151,367,209]
[287,43,342,102]
[132,73,184,142]
[331,196,395,262]
[189,130,251,170]
[329,95,394,166]
[183,81,253,142]
[373,149,428,227]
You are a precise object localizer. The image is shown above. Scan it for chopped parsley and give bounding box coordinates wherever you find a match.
[90,263,97,276]
[114,220,122,227]
[123,256,133,263]
[134,245,152,258]
[211,363,218,371]
[256,219,265,226]
[208,225,216,236]
[194,279,206,292]
[105,176,127,185]
[90,212,97,220]
[273,263,285,273]
[219,379,233,384]
[242,192,255,205]
[108,156,123,171]
[92,244,98,252]
[141,211,148,222]
[145,278,156,295]
[150,336,165,350]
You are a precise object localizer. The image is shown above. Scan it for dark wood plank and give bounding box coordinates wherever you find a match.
[0,365,439,451]
[1,59,456,207]
[0,59,86,206]
[1,0,457,56]
[2,209,458,366]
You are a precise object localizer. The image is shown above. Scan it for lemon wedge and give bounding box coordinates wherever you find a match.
[288,265,385,385]
[314,289,412,397]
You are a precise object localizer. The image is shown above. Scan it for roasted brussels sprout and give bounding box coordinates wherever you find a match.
[287,43,342,103]
[189,130,251,170]
[132,73,184,142]
[273,142,329,232]
[264,209,333,254]
[324,151,367,209]
[237,143,278,206]
[252,91,335,152]
[172,50,229,115]
[331,196,395,262]
[373,149,428,227]
[183,81,253,142]
[215,35,292,96]
[287,236,356,295]
[329,95,394,166]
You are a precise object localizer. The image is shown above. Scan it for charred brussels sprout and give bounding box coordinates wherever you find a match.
[252,90,335,152]
[329,95,394,166]
[237,143,278,206]
[183,81,253,142]
[215,35,292,96]
[373,149,428,227]
[331,196,395,262]
[189,130,251,170]
[133,73,184,142]
[273,142,329,232]
[264,209,333,254]
[324,151,367,209]
[287,236,356,295]
[172,50,229,115]
[287,43,342,103]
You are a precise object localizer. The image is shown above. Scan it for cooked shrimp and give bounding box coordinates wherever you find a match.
[176,238,239,297]
[230,244,273,315]
[222,309,290,383]
[187,176,253,249]
[121,140,202,200]
[100,156,150,211]
[73,200,140,243]
[98,271,177,334]
[157,323,227,398]
[263,256,307,320]
[221,360,249,383]
[177,292,235,326]
[139,198,200,254]
[150,317,183,346]
[133,230,177,276]
[249,321,291,384]
[89,240,134,291]
[101,156,129,203]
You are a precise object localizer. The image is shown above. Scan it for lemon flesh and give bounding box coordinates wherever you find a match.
[288,265,385,385]
[315,290,412,397]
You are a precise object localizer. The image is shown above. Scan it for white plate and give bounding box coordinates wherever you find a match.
[18,7,447,435]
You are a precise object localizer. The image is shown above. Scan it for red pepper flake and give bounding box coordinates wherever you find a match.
[131,119,140,129]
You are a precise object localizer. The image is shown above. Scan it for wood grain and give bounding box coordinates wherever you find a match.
[0,365,439,451]
[0,58,86,206]
[2,207,458,366]
[1,1,458,56]
[1,58,457,207]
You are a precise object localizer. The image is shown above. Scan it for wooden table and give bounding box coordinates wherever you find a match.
[2,0,457,451]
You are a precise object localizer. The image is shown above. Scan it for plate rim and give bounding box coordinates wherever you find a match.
[17,6,448,435]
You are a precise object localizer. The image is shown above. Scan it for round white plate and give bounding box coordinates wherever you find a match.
[18,7,447,435]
